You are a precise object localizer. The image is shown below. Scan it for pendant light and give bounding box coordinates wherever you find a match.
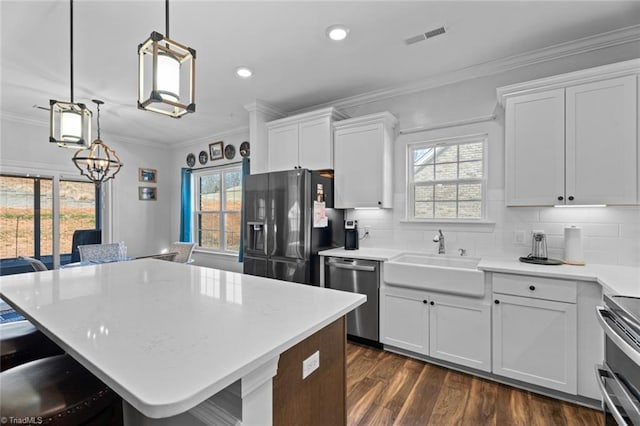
[72,100,123,186]
[50,0,91,148]
[138,0,196,118]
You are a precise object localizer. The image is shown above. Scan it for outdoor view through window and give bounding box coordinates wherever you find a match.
[0,175,96,260]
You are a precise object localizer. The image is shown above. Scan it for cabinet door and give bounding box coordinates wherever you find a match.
[299,117,332,170]
[505,89,565,206]
[429,297,491,372]
[492,294,577,394]
[380,291,428,355]
[566,75,637,205]
[334,123,383,208]
[268,124,299,172]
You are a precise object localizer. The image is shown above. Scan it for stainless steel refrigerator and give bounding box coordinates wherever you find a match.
[243,169,344,285]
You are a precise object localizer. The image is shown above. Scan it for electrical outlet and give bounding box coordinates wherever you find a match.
[302,351,320,379]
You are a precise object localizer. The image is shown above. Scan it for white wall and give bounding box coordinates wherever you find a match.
[0,115,173,258]
[340,42,640,266]
[169,128,250,272]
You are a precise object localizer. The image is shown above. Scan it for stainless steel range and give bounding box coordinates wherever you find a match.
[596,295,640,425]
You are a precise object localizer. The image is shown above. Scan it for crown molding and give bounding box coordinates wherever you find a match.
[172,126,250,150]
[291,24,640,114]
[243,100,285,118]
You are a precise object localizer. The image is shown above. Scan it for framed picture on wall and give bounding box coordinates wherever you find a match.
[209,141,224,160]
[138,168,157,183]
[139,186,157,201]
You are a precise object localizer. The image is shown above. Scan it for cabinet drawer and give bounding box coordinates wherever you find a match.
[492,273,576,303]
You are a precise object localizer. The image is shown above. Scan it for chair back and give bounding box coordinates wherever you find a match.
[168,242,196,263]
[18,256,48,272]
[71,230,101,263]
[78,243,120,262]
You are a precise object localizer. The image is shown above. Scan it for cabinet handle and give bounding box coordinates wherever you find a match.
[494,300,500,304]
[430,301,435,306]
[422,300,427,304]
[378,201,382,206]
[557,196,564,201]
[529,285,536,291]
[568,196,574,201]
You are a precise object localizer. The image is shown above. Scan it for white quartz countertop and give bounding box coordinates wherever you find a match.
[318,247,403,261]
[0,259,365,418]
[478,258,640,297]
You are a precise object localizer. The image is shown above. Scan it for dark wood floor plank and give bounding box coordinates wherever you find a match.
[379,357,424,418]
[394,363,449,425]
[529,392,569,426]
[347,377,386,426]
[428,370,473,425]
[495,382,531,426]
[561,401,603,426]
[461,376,497,426]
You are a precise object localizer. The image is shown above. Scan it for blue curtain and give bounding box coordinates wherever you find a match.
[180,168,192,242]
[238,158,250,262]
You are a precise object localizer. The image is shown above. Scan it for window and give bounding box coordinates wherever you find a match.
[408,134,486,220]
[193,165,242,253]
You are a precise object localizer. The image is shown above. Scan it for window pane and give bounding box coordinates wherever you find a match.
[224,170,242,211]
[0,176,35,258]
[434,202,457,219]
[459,161,483,179]
[225,212,241,252]
[414,185,433,201]
[458,183,482,201]
[39,179,53,256]
[200,174,220,211]
[435,163,457,180]
[60,180,95,255]
[199,213,220,249]
[414,202,433,218]
[435,184,457,201]
[413,148,434,166]
[413,165,434,182]
[459,143,483,161]
[435,145,457,163]
[458,201,482,219]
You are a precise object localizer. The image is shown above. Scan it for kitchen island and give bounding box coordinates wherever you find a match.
[0,259,365,425]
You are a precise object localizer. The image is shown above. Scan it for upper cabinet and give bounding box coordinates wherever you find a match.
[498,60,639,206]
[266,107,348,172]
[333,112,398,209]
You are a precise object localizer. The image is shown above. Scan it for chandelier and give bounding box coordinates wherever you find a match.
[138,0,196,118]
[72,100,123,186]
[49,0,91,148]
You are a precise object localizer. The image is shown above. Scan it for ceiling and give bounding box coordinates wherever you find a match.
[2,1,639,147]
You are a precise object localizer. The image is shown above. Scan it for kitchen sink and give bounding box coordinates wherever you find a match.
[384,252,485,297]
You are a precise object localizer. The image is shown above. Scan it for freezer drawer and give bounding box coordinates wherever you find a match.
[325,257,379,342]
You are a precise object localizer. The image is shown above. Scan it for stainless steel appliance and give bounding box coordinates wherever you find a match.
[325,257,379,343]
[243,169,344,286]
[344,220,359,250]
[596,295,640,425]
[531,231,548,259]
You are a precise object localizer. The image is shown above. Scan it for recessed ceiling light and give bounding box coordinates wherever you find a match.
[236,67,253,78]
[326,25,349,41]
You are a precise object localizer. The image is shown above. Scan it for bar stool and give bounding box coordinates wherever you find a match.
[1,320,63,372]
[1,354,122,425]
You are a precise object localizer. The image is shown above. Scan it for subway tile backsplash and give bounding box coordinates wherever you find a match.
[349,193,640,266]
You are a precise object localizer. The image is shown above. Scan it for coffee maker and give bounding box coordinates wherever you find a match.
[344,220,359,250]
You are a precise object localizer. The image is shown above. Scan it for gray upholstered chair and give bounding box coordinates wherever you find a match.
[168,242,196,263]
[78,243,120,262]
[0,321,63,372]
[18,256,48,272]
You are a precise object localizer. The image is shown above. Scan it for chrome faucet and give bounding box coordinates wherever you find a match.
[433,229,445,254]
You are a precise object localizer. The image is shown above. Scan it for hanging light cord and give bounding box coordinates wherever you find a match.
[165,0,170,39]
[96,103,101,140]
[69,0,74,102]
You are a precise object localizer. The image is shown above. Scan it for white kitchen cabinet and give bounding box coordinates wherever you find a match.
[380,290,428,354]
[266,107,347,172]
[334,112,397,208]
[499,60,639,206]
[492,274,577,394]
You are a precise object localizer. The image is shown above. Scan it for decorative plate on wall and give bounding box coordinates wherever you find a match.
[199,150,208,165]
[239,141,250,157]
[186,153,196,168]
[224,144,236,160]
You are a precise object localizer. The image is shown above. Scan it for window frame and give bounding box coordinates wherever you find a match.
[406,133,488,222]
[191,164,242,254]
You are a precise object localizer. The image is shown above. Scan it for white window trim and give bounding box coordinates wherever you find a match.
[405,133,488,223]
[191,163,242,254]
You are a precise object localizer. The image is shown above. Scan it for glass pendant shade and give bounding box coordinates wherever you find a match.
[138,31,195,118]
[49,100,91,148]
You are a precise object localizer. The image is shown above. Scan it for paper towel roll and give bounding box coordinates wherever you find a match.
[564,226,584,262]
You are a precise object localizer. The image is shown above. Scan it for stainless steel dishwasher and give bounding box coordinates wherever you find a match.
[325,257,379,343]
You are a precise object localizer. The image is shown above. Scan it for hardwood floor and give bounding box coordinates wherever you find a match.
[346,342,602,426]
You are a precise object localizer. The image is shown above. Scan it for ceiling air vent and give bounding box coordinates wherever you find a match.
[404,26,446,45]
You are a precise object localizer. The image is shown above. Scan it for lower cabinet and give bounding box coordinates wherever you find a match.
[381,286,491,372]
